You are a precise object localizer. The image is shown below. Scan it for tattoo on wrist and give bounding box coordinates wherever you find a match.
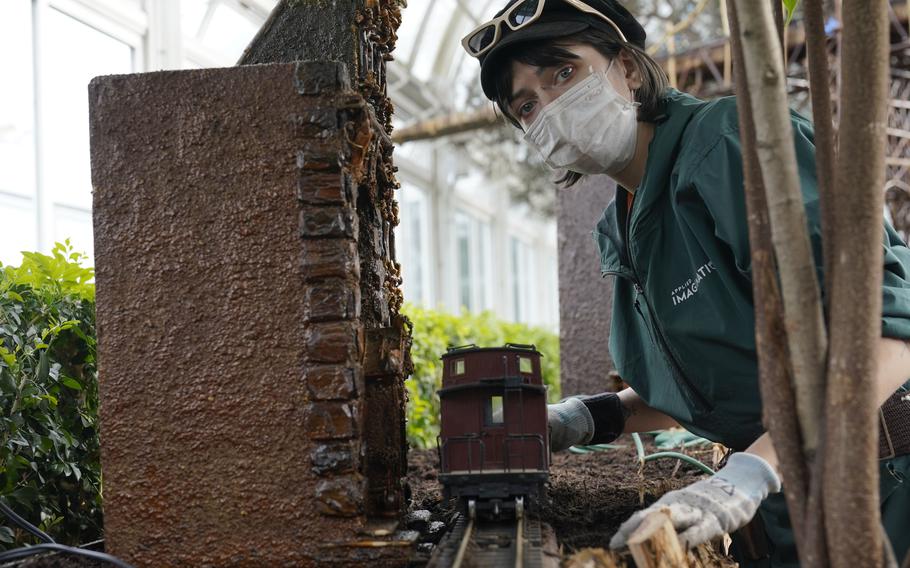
[620,398,634,420]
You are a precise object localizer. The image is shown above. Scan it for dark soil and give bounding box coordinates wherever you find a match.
[406,433,736,564]
[541,436,716,551]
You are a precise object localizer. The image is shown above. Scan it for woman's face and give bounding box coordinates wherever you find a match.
[508,43,635,129]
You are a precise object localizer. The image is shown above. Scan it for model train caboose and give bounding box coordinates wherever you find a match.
[437,343,550,517]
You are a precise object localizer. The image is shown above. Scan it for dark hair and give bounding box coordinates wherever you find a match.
[491,26,669,186]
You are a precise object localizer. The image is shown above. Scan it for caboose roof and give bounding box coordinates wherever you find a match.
[440,343,543,360]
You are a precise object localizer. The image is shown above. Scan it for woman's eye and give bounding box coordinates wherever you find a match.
[518,101,536,116]
[556,66,574,82]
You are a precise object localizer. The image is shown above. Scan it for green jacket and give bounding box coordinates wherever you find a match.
[594,89,910,450]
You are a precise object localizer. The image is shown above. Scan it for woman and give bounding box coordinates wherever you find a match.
[461,0,910,566]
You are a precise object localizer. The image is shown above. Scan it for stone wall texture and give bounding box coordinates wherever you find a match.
[90,60,408,567]
[237,0,410,523]
[557,175,619,396]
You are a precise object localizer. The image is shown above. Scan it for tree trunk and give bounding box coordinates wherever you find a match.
[803,0,838,299]
[822,1,890,566]
[794,2,839,565]
[725,3,814,564]
[732,0,828,458]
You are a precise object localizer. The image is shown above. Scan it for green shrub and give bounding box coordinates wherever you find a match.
[0,242,101,548]
[402,304,560,449]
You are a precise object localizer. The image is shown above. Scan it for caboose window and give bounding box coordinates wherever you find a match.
[519,356,532,374]
[453,359,465,375]
[485,395,504,425]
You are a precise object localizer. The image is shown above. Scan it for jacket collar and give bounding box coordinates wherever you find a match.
[594,89,706,275]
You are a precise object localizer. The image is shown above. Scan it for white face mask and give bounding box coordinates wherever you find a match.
[522,60,639,176]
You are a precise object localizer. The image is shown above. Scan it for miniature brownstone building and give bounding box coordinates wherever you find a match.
[89,1,410,566]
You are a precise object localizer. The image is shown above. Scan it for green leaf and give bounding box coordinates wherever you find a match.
[36,351,49,382]
[5,290,23,302]
[0,347,16,367]
[60,377,82,391]
[9,486,40,508]
[0,526,14,544]
[782,0,799,26]
[38,394,58,408]
[9,433,29,447]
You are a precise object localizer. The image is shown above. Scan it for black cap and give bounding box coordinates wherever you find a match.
[477,0,646,100]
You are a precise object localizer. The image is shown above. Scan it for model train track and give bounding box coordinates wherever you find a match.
[428,499,545,568]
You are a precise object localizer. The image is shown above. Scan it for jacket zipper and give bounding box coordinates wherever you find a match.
[605,197,713,414]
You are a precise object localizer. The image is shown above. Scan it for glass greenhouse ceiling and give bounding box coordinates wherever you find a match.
[393,0,502,112]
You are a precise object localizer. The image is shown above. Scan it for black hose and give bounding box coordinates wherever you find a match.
[0,543,135,567]
[0,500,134,567]
[0,501,54,544]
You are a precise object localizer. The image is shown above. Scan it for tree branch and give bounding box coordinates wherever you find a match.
[392,106,501,144]
[726,2,815,562]
[822,1,890,566]
[803,0,838,299]
[732,0,828,459]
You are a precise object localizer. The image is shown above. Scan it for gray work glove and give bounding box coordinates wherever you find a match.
[609,452,781,549]
[547,397,595,452]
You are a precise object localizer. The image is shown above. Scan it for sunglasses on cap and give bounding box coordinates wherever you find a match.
[462,0,629,58]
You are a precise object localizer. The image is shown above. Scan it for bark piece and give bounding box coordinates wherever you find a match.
[301,239,360,282]
[298,171,357,205]
[307,365,357,400]
[310,442,358,475]
[315,475,365,517]
[362,326,407,378]
[627,508,688,568]
[304,321,362,364]
[305,401,358,440]
[299,205,359,239]
[305,279,361,322]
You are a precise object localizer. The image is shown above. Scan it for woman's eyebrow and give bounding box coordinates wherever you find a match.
[510,87,533,103]
[510,67,550,102]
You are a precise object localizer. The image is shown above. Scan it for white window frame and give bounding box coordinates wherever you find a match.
[452,209,493,313]
[29,0,146,254]
[180,0,269,68]
[396,181,434,307]
[508,234,536,324]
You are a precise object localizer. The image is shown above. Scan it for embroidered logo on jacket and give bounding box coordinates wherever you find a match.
[670,261,716,307]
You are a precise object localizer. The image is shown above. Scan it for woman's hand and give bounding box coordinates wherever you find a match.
[611,336,910,549]
[548,387,679,452]
[610,453,781,549]
[547,398,595,452]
